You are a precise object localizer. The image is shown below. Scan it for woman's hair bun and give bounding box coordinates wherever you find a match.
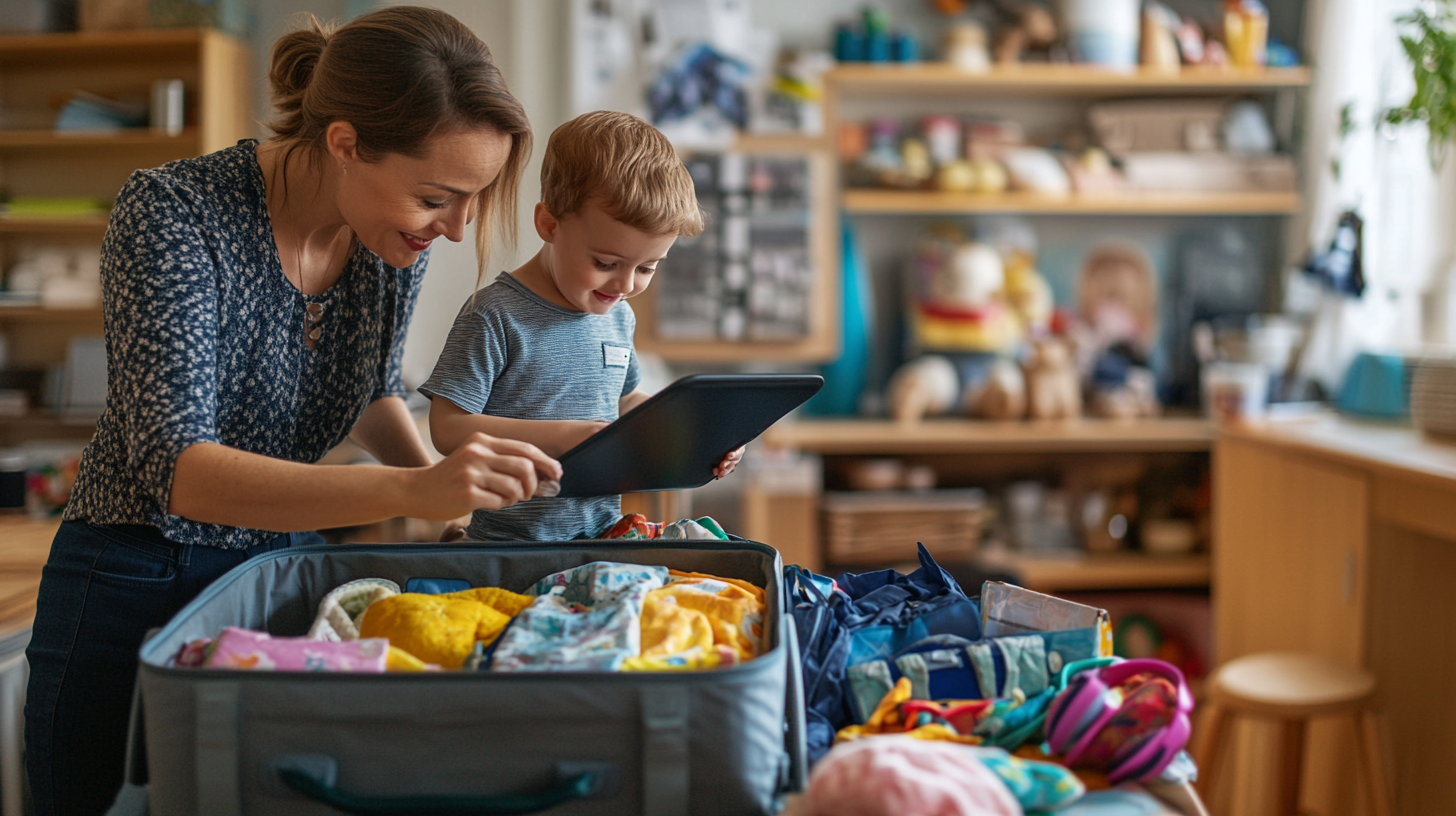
[268,21,331,123]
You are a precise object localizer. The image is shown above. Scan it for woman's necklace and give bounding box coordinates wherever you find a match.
[265,146,348,351]
[284,222,350,351]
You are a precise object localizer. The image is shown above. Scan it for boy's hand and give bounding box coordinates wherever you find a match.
[714,446,745,480]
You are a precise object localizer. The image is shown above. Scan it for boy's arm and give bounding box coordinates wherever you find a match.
[619,389,653,415]
[430,397,607,459]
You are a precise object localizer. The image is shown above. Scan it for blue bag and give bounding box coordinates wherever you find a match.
[784,544,981,764]
[843,628,1104,725]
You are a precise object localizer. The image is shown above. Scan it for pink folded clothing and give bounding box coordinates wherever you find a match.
[201,627,388,672]
[808,736,1021,816]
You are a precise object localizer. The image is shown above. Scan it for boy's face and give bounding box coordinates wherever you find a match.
[535,200,678,315]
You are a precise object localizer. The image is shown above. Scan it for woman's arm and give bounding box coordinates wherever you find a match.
[349,396,433,467]
[169,433,561,532]
[430,397,606,459]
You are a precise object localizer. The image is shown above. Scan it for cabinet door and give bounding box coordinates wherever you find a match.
[1211,437,1370,816]
[1214,437,1368,664]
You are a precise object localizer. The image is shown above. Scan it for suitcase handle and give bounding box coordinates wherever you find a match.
[278,760,600,815]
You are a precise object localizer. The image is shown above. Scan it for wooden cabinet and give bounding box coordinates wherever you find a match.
[1214,437,1368,665]
[0,28,252,446]
[1211,418,1456,816]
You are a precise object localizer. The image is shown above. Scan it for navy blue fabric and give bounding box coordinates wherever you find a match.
[784,543,981,764]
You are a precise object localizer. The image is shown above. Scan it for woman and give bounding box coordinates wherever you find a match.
[23,8,557,813]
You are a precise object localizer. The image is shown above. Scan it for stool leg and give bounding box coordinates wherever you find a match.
[1278,719,1305,816]
[1355,710,1394,816]
[1191,702,1232,800]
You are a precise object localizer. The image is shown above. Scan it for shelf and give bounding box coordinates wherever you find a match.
[0,306,103,322]
[0,129,197,150]
[0,28,210,65]
[843,189,1302,216]
[978,551,1211,592]
[764,418,1214,454]
[828,63,1312,95]
[731,133,830,153]
[0,214,109,234]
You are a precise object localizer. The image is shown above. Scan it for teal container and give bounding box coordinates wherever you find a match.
[1338,352,1409,418]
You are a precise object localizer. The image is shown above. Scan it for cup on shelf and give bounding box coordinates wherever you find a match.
[1202,361,1268,424]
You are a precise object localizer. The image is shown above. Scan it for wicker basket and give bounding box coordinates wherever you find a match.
[823,489,984,566]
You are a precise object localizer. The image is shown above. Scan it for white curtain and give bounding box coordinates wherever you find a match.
[1296,0,1450,390]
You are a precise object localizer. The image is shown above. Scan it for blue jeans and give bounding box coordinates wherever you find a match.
[24,521,321,816]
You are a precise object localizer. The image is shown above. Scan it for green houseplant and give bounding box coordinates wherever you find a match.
[1385,1,1456,169]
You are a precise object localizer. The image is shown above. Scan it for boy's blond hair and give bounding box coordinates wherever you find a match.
[540,110,705,237]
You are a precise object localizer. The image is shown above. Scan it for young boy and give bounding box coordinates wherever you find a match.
[421,110,741,541]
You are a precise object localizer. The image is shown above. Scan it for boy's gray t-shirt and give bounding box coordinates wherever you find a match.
[420,272,639,541]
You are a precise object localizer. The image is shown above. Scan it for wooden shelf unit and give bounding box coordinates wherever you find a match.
[843,189,1302,216]
[0,215,109,234]
[636,144,840,363]
[0,28,217,64]
[976,551,1211,593]
[764,417,1214,455]
[827,63,1312,95]
[0,129,199,150]
[0,28,252,445]
[0,306,104,322]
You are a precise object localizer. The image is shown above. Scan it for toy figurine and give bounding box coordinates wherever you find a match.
[1073,242,1161,419]
[888,353,1028,423]
[1025,336,1082,420]
[888,223,1058,423]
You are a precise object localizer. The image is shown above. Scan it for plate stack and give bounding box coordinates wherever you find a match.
[822,489,985,566]
[1411,357,1456,436]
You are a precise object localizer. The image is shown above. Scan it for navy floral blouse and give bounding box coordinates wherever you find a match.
[64,140,426,549]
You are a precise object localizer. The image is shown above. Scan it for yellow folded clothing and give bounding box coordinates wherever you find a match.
[622,569,766,671]
[359,587,534,669]
[660,569,766,661]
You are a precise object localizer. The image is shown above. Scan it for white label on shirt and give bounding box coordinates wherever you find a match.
[603,344,631,368]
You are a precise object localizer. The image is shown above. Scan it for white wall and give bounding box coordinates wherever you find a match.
[378,0,572,388]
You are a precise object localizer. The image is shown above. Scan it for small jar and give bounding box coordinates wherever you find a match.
[922,115,961,165]
[1223,0,1269,68]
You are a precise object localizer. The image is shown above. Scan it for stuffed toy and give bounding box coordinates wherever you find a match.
[1025,336,1082,420]
[1072,243,1161,419]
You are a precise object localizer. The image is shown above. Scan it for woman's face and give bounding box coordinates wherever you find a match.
[334,125,513,269]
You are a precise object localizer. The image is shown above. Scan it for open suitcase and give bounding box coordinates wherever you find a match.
[123,540,806,816]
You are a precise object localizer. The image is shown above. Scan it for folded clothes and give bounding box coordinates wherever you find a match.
[358,587,534,670]
[624,570,762,671]
[492,562,671,672]
[597,514,729,540]
[182,563,765,674]
[306,578,400,641]
[201,627,388,672]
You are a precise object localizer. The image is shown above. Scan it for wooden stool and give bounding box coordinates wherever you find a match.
[1192,652,1394,816]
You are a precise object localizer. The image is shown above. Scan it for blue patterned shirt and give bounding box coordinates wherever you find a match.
[64,140,425,549]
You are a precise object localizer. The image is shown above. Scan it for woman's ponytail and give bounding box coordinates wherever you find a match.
[267,19,331,141]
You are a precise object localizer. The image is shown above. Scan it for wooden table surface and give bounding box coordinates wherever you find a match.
[0,516,57,628]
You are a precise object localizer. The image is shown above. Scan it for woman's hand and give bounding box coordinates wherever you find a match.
[714,446,746,479]
[408,432,562,520]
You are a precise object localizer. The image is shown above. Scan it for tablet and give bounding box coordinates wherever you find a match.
[555,373,824,499]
